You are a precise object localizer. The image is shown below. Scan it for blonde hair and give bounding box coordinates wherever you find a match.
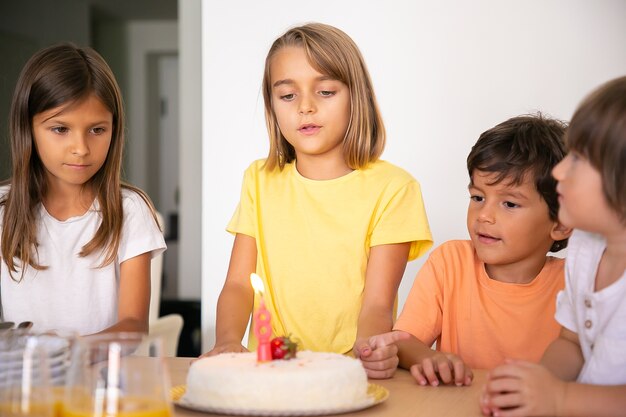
[0,43,158,281]
[262,23,385,170]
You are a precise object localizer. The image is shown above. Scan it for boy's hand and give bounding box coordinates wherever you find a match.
[410,352,473,387]
[481,359,566,417]
[353,330,411,379]
[198,342,248,359]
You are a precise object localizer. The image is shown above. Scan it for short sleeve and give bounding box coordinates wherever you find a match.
[554,289,576,332]
[118,190,166,263]
[555,230,590,333]
[394,247,444,345]
[554,249,578,333]
[369,180,432,260]
[227,163,257,238]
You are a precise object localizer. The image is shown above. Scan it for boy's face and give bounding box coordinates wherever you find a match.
[467,170,558,283]
[552,152,619,234]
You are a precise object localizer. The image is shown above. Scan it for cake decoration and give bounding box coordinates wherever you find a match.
[250,273,272,362]
[270,336,297,360]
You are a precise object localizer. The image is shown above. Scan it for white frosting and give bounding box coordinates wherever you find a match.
[183,351,369,412]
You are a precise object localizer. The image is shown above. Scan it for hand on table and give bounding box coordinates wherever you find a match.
[353,330,410,379]
[480,359,566,417]
[410,351,473,387]
[197,342,249,361]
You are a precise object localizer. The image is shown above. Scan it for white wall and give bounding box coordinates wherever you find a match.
[179,0,203,300]
[201,0,626,350]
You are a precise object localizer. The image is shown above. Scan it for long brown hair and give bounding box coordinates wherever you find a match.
[262,23,385,171]
[0,43,157,281]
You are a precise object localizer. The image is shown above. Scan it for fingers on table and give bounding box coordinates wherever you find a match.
[411,356,472,387]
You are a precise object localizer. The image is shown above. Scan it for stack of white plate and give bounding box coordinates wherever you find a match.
[0,334,71,388]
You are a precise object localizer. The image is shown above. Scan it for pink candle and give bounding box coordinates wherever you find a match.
[250,273,272,362]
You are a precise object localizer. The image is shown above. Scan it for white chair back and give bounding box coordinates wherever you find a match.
[134,314,184,357]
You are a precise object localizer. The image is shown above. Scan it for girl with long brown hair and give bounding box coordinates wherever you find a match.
[0,43,165,335]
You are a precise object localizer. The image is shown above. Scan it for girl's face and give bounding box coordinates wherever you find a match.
[552,152,619,234]
[32,94,113,194]
[270,46,351,171]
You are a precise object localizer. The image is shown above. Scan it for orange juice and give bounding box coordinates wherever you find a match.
[59,397,171,417]
[53,386,65,417]
[0,401,54,416]
[60,409,170,417]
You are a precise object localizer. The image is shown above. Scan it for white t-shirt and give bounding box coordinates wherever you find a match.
[555,229,626,385]
[0,186,166,335]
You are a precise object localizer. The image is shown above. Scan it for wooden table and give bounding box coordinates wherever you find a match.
[166,357,486,417]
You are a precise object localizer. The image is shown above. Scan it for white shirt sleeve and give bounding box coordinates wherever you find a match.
[118,189,166,263]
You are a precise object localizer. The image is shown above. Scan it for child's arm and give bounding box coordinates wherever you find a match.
[200,233,256,357]
[556,384,626,417]
[397,332,473,386]
[97,252,151,334]
[481,359,626,417]
[353,242,410,379]
[540,327,584,381]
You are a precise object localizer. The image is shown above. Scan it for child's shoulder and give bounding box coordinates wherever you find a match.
[120,186,154,214]
[361,160,419,188]
[0,183,10,200]
[121,186,147,202]
[569,229,605,251]
[0,184,10,214]
[245,159,268,172]
[430,240,476,263]
[367,159,414,177]
[240,159,276,179]
[0,184,8,221]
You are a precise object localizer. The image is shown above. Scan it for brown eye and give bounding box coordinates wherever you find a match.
[51,126,69,134]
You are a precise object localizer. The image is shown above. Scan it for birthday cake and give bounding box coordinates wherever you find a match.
[182,350,371,412]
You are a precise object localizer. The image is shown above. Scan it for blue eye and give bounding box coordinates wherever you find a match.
[319,90,335,97]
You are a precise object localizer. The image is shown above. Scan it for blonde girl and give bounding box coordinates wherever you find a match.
[204,23,432,378]
[481,76,626,416]
[0,44,166,335]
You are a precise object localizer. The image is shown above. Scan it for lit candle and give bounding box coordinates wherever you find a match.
[250,273,272,362]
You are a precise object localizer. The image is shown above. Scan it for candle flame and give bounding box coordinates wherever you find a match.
[250,273,265,294]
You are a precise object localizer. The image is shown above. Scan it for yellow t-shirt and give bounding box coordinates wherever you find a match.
[394,240,565,369]
[228,159,432,353]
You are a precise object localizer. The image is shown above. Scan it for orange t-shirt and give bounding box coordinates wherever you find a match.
[394,240,564,370]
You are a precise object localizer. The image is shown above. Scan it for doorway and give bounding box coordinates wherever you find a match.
[147,53,180,299]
